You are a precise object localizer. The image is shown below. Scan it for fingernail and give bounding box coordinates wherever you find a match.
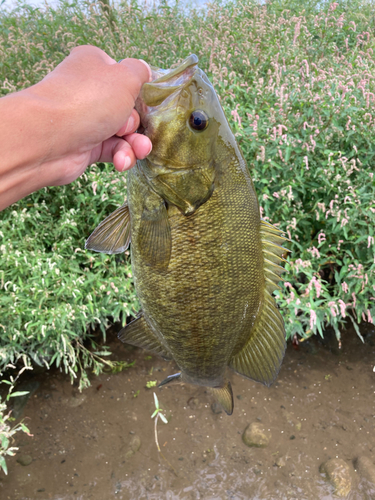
[121,156,132,171]
[124,115,135,135]
[138,59,153,82]
[145,143,152,156]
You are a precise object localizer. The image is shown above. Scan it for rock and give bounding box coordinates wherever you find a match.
[129,435,141,453]
[123,435,141,460]
[354,456,375,486]
[188,397,201,410]
[275,456,286,468]
[17,454,32,466]
[242,423,271,448]
[63,393,87,408]
[211,402,222,414]
[320,458,352,497]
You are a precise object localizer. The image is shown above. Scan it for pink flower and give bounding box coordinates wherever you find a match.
[368,310,374,324]
[231,104,242,128]
[368,236,374,248]
[318,232,326,245]
[328,301,338,317]
[338,299,346,318]
[352,292,357,308]
[308,247,320,259]
[341,218,349,227]
[341,282,348,293]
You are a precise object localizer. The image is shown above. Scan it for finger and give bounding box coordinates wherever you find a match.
[69,45,116,66]
[93,136,136,172]
[116,58,152,103]
[113,149,135,172]
[119,58,152,83]
[124,133,152,160]
[115,109,140,137]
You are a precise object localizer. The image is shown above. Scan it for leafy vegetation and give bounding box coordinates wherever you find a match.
[0,368,31,475]
[0,0,374,462]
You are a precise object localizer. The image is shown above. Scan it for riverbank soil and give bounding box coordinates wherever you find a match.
[1,323,374,499]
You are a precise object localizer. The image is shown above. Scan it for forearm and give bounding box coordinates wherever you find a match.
[0,47,152,212]
[0,89,57,211]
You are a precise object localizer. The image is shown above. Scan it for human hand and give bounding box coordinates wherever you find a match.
[24,45,152,186]
[0,45,153,210]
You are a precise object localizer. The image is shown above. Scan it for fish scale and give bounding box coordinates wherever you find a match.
[85,55,289,414]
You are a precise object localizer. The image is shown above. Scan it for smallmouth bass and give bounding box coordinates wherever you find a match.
[86,54,289,414]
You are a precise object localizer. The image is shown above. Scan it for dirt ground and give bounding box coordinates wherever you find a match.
[1,323,375,500]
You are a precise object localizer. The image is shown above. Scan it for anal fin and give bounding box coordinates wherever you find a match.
[118,313,171,360]
[209,381,234,415]
[229,291,286,387]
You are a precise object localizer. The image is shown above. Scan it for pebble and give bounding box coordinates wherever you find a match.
[129,435,141,453]
[188,397,201,410]
[242,422,271,448]
[16,454,33,466]
[275,456,286,468]
[123,435,141,460]
[320,458,352,496]
[211,402,223,414]
[63,393,87,408]
[354,456,375,485]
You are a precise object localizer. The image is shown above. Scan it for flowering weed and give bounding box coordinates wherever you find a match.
[0,0,374,379]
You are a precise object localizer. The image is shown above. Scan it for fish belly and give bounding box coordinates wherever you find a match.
[128,159,264,386]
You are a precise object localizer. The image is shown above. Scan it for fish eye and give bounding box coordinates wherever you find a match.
[189,110,209,131]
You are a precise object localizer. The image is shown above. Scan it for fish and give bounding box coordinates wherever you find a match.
[85,54,289,415]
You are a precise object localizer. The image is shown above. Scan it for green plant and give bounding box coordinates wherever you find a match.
[146,380,157,388]
[151,392,176,473]
[1,0,374,392]
[0,368,32,475]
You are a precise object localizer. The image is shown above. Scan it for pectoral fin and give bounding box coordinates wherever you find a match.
[118,313,171,360]
[229,291,286,387]
[159,373,182,387]
[138,200,171,271]
[85,203,131,254]
[209,381,234,415]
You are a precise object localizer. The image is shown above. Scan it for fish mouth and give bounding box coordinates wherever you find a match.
[149,54,199,85]
[136,54,199,112]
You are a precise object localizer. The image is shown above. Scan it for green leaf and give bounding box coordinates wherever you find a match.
[9,391,29,398]
[1,435,9,450]
[160,413,168,424]
[0,455,8,475]
[153,392,159,410]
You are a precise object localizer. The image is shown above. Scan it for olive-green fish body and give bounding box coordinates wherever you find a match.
[86,55,289,414]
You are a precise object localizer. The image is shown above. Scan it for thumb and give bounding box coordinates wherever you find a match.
[117,58,152,102]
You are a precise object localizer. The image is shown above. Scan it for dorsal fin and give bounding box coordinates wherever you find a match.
[229,220,289,386]
[260,219,290,293]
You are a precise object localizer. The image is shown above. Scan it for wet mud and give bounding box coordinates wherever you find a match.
[1,324,375,499]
